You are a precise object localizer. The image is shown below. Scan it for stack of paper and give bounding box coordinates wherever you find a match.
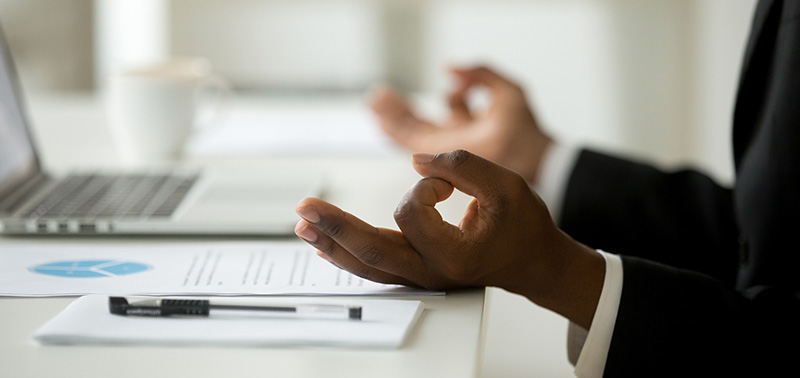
[34,295,424,348]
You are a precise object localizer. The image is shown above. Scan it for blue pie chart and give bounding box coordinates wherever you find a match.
[29,260,152,278]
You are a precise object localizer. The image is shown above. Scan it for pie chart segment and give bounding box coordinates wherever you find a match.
[29,260,152,278]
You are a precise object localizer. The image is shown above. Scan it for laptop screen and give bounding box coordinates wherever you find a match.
[0,26,39,197]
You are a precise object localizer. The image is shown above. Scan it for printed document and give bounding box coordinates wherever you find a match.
[0,242,440,297]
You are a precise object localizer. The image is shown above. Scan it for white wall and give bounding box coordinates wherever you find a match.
[687,0,756,184]
[420,0,755,184]
[94,0,170,93]
[170,0,385,91]
[0,0,94,92]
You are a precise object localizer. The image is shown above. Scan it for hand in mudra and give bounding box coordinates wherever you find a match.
[370,66,552,183]
[295,150,604,329]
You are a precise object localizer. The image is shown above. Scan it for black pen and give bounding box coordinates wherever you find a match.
[109,296,362,320]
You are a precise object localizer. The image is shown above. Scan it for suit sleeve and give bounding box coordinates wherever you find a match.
[601,255,800,377]
[559,149,800,376]
[559,149,740,284]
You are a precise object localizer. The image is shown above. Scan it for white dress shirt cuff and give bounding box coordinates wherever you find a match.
[574,251,623,378]
[530,142,581,224]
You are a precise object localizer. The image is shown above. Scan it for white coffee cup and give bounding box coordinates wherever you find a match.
[106,58,229,166]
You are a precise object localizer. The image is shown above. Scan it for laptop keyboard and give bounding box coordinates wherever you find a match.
[25,174,199,220]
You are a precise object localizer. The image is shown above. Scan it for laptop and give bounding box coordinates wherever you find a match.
[0,26,323,236]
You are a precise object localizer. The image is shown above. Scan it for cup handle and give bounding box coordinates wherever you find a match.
[194,74,233,130]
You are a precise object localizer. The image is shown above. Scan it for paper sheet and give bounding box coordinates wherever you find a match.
[0,242,441,297]
[34,295,424,348]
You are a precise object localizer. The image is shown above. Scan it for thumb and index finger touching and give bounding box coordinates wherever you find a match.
[293,150,520,290]
[411,150,517,203]
[369,66,517,140]
[449,66,509,89]
[395,150,521,248]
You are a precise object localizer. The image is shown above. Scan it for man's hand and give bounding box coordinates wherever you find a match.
[294,150,604,329]
[370,66,553,184]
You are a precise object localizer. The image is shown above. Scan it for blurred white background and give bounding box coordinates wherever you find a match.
[0,0,757,376]
[0,0,756,182]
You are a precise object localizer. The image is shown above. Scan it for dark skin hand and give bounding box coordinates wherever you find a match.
[295,150,605,329]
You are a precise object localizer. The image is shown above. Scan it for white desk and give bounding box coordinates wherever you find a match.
[0,93,576,378]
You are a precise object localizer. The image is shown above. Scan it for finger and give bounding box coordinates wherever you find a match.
[367,86,439,149]
[458,197,481,230]
[446,86,472,125]
[294,219,418,287]
[449,65,518,94]
[393,177,463,252]
[295,197,424,278]
[410,150,525,212]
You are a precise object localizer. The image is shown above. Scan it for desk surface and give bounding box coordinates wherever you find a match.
[1,93,575,378]
[0,289,485,378]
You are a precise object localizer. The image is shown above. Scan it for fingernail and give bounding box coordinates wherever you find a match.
[413,153,435,164]
[296,206,320,223]
[295,223,318,243]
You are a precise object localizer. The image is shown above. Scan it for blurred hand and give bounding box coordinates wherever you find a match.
[295,150,603,329]
[370,66,553,183]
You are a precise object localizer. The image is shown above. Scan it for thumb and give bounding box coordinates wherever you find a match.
[411,150,525,205]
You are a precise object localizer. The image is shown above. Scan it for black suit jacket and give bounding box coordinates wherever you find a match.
[559,0,800,376]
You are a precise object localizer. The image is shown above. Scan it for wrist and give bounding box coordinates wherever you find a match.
[512,132,553,184]
[512,231,605,329]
